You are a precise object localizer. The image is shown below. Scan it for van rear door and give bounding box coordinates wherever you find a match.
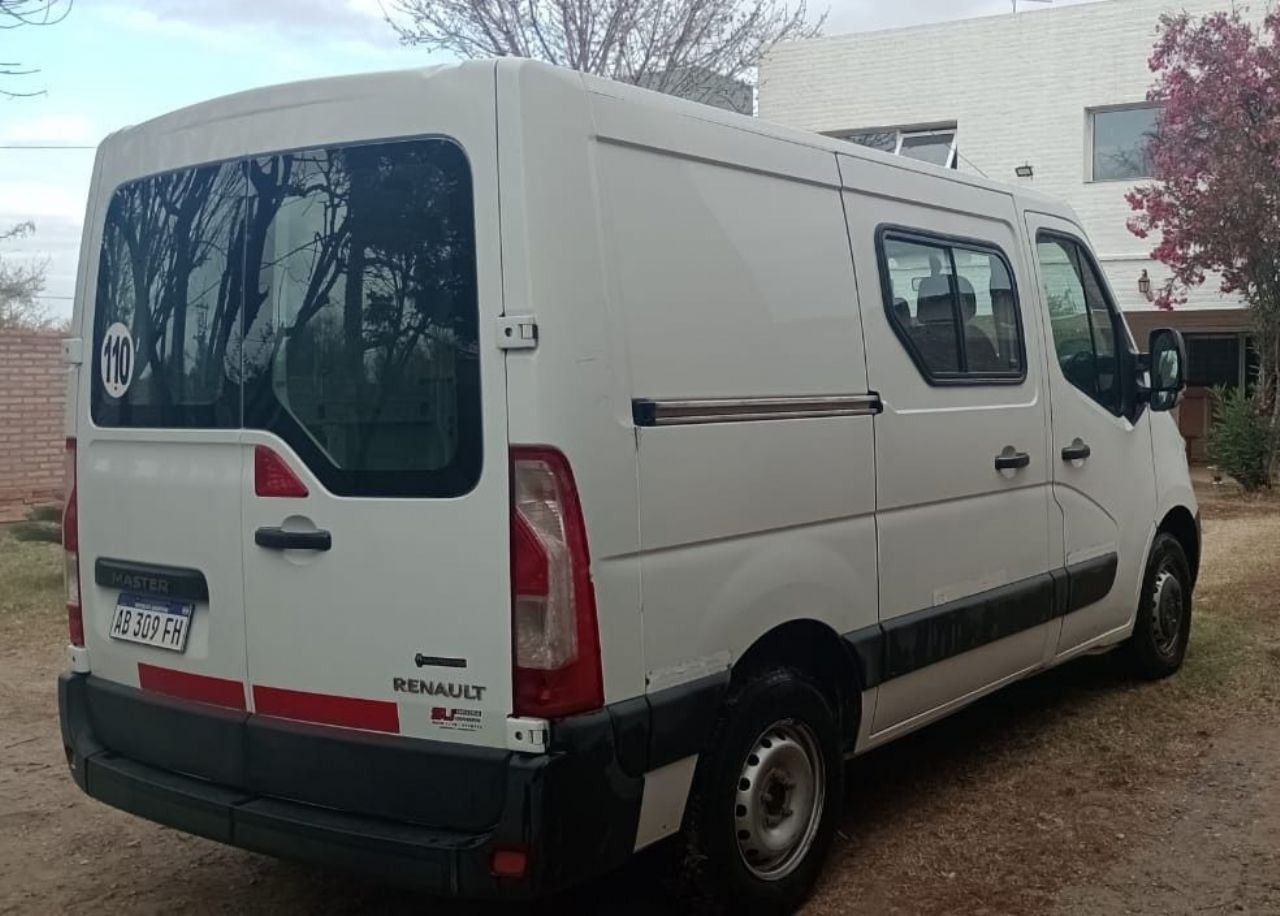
[78,66,511,748]
[237,86,512,748]
[79,158,251,708]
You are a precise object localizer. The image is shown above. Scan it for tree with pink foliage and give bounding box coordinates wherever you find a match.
[1127,8,1280,461]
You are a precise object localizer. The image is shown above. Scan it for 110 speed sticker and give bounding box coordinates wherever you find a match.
[100,322,134,398]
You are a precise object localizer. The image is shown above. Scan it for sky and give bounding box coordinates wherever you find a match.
[0,0,1104,321]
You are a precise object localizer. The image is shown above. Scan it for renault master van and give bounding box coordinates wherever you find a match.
[57,60,1199,914]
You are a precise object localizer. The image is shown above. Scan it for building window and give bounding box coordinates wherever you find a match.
[841,126,958,169]
[876,228,1025,384]
[1184,333,1258,390]
[1089,105,1161,181]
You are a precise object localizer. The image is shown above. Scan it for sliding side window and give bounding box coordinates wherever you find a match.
[877,229,1025,384]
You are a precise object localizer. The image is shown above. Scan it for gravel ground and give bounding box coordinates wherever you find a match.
[2,483,1278,914]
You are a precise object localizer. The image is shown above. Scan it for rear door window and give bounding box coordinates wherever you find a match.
[241,139,481,497]
[90,137,481,498]
[92,162,246,428]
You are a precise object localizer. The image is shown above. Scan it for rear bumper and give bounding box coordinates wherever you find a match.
[58,673,647,899]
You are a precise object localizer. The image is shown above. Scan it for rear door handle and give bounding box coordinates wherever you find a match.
[1061,441,1092,462]
[254,527,332,551]
[994,450,1031,471]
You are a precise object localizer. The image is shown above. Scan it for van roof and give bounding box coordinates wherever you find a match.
[98,61,492,151]
[572,63,1070,216]
[98,57,1076,224]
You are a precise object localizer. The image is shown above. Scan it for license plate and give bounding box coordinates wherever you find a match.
[109,593,194,652]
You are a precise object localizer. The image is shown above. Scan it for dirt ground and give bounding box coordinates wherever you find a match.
[2,483,1279,915]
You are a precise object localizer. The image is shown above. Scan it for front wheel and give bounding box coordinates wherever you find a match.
[679,667,843,915]
[1123,532,1193,679]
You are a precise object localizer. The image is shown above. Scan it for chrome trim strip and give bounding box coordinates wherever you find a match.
[632,394,882,427]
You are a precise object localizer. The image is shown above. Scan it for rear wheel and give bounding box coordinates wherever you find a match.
[679,667,842,915]
[1123,532,1193,679]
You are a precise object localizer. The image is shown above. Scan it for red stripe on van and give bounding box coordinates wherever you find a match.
[252,685,400,734]
[137,663,248,711]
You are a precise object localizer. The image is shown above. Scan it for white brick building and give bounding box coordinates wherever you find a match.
[759,0,1260,456]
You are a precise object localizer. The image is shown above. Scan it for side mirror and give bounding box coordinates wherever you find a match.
[1146,328,1186,412]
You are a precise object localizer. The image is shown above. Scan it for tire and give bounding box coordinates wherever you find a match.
[1123,532,1193,680]
[678,667,843,916]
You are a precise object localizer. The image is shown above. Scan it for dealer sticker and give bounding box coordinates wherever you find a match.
[430,707,483,732]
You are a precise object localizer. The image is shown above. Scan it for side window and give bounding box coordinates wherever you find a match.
[1036,234,1122,413]
[878,230,1025,383]
[92,162,246,428]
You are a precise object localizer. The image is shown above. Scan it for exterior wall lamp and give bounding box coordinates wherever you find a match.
[1014,163,1034,178]
[1138,269,1153,301]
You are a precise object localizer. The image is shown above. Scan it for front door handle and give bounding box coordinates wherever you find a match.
[254,527,332,551]
[1061,440,1092,462]
[994,450,1031,471]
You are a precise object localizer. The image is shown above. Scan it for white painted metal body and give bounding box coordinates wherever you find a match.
[66,59,1196,855]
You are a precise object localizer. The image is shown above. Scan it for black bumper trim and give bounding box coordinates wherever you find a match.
[84,750,474,893]
[59,673,644,899]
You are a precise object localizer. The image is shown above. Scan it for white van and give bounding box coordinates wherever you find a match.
[57,60,1199,914]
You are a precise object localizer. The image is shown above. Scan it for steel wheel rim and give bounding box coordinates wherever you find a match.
[733,719,825,881]
[1151,567,1185,658]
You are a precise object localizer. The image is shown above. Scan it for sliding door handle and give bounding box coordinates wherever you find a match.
[254,527,332,551]
[1061,441,1092,462]
[994,450,1031,471]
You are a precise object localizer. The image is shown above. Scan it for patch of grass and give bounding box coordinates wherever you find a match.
[0,531,63,617]
[9,521,62,544]
[25,503,62,524]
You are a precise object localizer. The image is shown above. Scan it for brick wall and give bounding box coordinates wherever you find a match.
[0,331,66,522]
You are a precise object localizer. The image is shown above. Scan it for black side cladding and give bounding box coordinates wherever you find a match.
[843,553,1119,689]
[881,574,1058,681]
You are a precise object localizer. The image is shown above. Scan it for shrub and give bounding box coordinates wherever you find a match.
[26,503,61,523]
[10,521,61,543]
[8,504,63,544]
[1206,386,1278,491]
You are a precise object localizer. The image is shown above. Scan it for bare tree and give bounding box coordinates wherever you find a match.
[385,0,822,106]
[0,221,56,331]
[1,0,73,98]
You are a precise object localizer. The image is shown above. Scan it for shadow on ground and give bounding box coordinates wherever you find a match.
[244,652,1131,915]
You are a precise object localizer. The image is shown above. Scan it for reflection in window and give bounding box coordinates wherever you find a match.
[1036,236,1121,413]
[92,137,482,497]
[242,139,480,494]
[842,129,897,153]
[92,162,246,428]
[1091,106,1161,181]
[899,131,957,168]
[839,126,958,169]
[880,233,1023,381]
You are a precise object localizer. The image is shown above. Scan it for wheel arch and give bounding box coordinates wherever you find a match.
[1157,505,1200,591]
[732,619,864,751]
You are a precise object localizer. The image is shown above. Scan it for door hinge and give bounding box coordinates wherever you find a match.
[506,716,549,753]
[62,337,83,366]
[497,315,538,351]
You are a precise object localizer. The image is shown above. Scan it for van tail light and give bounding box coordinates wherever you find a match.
[254,445,308,498]
[63,437,84,647]
[510,447,603,719]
